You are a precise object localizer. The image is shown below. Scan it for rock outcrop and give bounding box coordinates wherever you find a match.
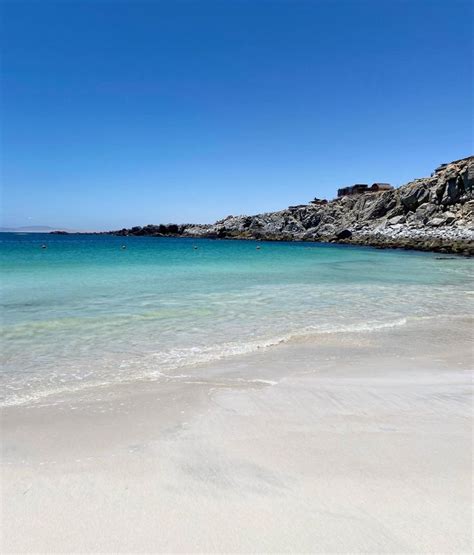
[111,156,474,255]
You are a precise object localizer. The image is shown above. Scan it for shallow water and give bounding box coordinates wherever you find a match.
[1,233,472,406]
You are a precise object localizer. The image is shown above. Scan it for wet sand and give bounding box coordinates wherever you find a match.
[1,318,472,553]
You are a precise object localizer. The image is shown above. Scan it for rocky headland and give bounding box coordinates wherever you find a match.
[110,156,474,255]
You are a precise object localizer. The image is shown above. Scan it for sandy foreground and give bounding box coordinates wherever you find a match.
[1,317,473,553]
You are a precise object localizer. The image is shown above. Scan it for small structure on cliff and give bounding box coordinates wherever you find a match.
[337,184,369,197]
[371,182,393,192]
[337,183,393,197]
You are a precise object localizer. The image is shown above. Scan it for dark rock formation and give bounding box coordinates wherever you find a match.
[112,224,187,237]
[109,156,474,255]
[336,229,352,240]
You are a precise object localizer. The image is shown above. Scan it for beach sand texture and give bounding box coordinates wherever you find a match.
[2,318,472,553]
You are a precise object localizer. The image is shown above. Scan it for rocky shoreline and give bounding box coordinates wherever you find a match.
[89,156,474,255]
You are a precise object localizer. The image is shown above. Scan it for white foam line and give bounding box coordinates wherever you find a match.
[2,313,469,408]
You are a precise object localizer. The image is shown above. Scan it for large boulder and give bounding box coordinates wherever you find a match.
[428,216,448,227]
[387,215,406,225]
[442,177,464,205]
[400,185,430,211]
[361,192,393,219]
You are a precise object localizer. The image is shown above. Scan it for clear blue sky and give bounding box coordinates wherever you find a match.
[2,0,472,230]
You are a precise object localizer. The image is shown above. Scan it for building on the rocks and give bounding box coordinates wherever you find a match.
[337,184,369,197]
[370,182,393,192]
[337,183,393,197]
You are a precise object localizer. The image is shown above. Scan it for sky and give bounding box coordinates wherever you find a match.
[1,0,472,230]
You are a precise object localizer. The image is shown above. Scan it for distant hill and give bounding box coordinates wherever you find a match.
[0,225,75,233]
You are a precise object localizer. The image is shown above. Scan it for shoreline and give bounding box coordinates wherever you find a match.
[2,316,472,553]
[44,230,474,256]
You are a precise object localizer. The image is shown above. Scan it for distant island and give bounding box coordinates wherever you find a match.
[56,156,474,255]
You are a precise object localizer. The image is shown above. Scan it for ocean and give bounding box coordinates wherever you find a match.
[1,233,472,407]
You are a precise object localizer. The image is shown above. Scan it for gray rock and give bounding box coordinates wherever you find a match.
[444,211,456,224]
[442,177,463,205]
[388,215,406,225]
[318,224,336,236]
[400,186,430,211]
[428,217,447,227]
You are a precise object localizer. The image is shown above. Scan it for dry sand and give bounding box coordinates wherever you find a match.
[1,318,473,553]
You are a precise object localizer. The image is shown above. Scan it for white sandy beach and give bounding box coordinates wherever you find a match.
[1,317,473,553]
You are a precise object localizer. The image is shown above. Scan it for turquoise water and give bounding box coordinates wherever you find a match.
[1,233,472,406]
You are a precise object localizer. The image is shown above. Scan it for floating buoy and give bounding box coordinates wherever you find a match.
[121,245,127,250]
[41,244,47,249]
[193,245,198,249]
[256,245,261,250]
